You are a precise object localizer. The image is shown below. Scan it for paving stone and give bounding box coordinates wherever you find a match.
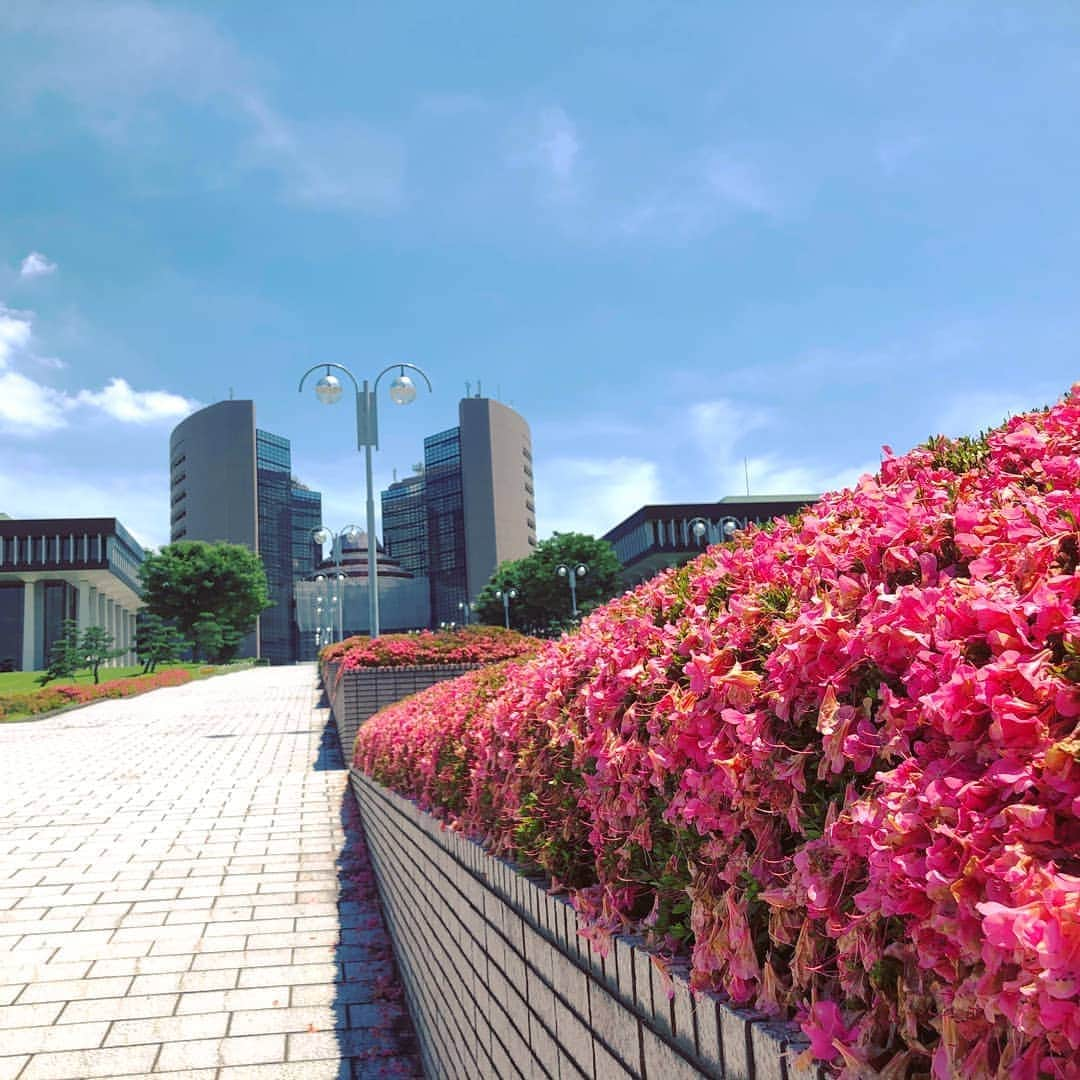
[15,975,133,1004]
[155,1034,286,1070]
[17,1044,159,1080]
[1,1019,110,1055]
[0,667,417,1080]
[59,992,179,1024]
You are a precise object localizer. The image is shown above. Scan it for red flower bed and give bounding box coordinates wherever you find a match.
[0,668,194,718]
[355,388,1080,1078]
[321,625,538,671]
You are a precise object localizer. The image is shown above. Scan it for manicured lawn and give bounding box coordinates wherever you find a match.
[0,664,201,693]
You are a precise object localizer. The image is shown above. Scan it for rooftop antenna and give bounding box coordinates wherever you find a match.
[744,457,751,497]
[228,387,234,401]
[477,379,482,398]
[392,467,398,483]
[465,381,471,398]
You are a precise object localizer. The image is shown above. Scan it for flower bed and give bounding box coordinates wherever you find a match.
[354,388,1080,1078]
[321,625,538,671]
[0,667,195,720]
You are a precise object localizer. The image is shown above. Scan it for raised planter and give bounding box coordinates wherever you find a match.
[322,661,481,759]
[351,770,826,1080]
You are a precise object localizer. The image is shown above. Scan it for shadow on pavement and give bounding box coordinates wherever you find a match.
[315,708,425,1078]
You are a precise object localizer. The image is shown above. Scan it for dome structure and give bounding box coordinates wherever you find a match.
[313,531,414,581]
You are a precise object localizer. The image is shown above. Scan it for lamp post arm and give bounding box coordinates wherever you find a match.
[372,362,434,394]
[297,362,362,395]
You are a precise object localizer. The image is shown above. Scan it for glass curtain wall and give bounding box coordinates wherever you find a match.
[256,430,294,664]
[423,427,468,627]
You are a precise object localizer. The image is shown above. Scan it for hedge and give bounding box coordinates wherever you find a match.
[354,387,1080,1077]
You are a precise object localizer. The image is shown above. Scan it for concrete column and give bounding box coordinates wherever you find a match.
[97,591,106,629]
[77,581,92,635]
[105,599,116,667]
[21,581,35,672]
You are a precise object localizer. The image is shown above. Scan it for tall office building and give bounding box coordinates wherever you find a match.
[382,396,536,627]
[169,401,322,663]
[289,483,323,660]
[255,430,293,665]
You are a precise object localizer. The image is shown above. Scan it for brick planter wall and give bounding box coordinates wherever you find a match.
[351,771,825,1080]
[321,662,480,760]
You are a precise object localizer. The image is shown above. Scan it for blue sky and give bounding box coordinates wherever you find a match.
[1,2,1078,549]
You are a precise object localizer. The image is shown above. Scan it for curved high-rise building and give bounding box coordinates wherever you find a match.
[169,400,321,663]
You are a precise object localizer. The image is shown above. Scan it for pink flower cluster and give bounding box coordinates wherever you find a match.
[354,388,1080,1078]
[0,668,195,718]
[322,625,538,671]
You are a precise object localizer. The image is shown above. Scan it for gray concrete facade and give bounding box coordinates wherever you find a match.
[459,396,537,600]
[169,401,259,551]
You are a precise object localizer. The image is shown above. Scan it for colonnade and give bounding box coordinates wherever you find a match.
[18,579,139,672]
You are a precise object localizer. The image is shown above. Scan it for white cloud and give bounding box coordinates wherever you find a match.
[703,154,775,215]
[75,377,198,424]
[0,305,32,368]
[512,106,581,198]
[19,252,57,278]
[534,456,663,538]
[933,387,1057,439]
[0,458,168,548]
[0,371,70,433]
[620,151,779,240]
[0,1,404,214]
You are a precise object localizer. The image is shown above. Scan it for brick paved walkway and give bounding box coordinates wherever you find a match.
[0,666,422,1080]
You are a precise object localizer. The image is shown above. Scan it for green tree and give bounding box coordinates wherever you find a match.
[79,626,124,685]
[473,532,622,636]
[135,613,189,673]
[190,613,224,662]
[37,618,81,685]
[139,541,270,662]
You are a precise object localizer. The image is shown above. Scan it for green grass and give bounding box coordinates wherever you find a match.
[0,663,204,693]
[0,660,255,723]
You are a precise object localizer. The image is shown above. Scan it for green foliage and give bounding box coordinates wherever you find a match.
[473,532,622,636]
[79,625,124,685]
[37,618,80,686]
[923,432,991,474]
[135,613,188,673]
[139,541,270,661]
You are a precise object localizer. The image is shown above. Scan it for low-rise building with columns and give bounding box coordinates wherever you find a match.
[0,517,146,673]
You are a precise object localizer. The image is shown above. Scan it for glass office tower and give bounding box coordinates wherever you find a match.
[290,483,323,660]
[255,430,294,665]
[380,471,427,578]
[423,427,468,627]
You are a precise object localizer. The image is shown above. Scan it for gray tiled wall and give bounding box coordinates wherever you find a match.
[351,771,825,1080]
[322,663,480,763]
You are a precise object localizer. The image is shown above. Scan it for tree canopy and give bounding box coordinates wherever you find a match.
[473,532,622,636]
[139,541,270,662]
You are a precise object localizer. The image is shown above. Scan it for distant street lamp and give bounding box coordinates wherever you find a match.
[495,586,518,629]
[312,525,362,643]
[457,600,473,625]
[688,517,713,545]
[298,361,432,638]
[555,563,588,618]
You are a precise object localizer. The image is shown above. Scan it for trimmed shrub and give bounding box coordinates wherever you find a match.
[354,387,1080,1077]
[321,625,539,671]
[0,668,194,719]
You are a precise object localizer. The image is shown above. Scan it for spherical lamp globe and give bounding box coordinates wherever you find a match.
[388,374,417,405]
[314,374,344,405]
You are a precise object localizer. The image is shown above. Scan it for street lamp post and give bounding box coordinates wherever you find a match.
[312,525,362,642]
[298,362,432,639]
[495,587,517,629]
[555,563,588,618]
[457,600,472,626]
[689,516,741,545]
